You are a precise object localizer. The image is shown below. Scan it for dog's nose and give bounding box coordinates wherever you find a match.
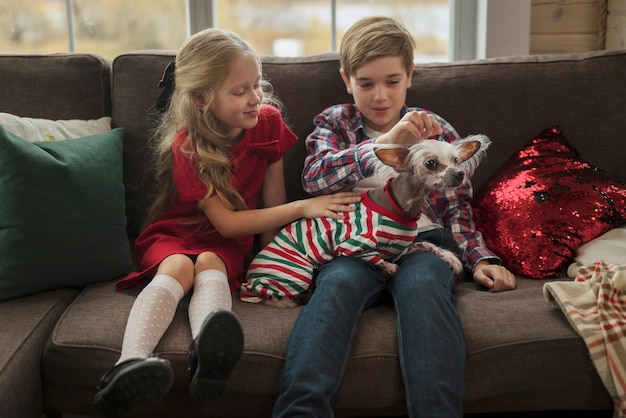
[453,171,465,183]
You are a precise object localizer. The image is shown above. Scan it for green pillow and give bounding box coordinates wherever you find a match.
[0,126,133,301]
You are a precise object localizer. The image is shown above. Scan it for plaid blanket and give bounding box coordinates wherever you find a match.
[544,262,626,418]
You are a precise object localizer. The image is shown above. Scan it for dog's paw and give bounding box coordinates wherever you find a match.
[379,261,399,278]
[263,298,299,309]
[446,253,463,275]
[410,241,463,275]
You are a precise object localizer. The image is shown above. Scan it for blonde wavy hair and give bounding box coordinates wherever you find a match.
[145,28,279,228]
[340,16,416,79]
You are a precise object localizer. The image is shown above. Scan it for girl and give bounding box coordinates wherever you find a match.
[92,28,359,416]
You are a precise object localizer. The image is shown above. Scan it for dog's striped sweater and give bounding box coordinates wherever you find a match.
[240,187,419,304]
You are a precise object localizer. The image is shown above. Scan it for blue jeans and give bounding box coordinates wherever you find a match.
[273,247,465,417]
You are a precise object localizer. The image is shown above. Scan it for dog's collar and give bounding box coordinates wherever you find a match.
[383,177,411,219]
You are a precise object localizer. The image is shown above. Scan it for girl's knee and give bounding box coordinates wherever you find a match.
[157,254,195,291]
[194,251,227,274]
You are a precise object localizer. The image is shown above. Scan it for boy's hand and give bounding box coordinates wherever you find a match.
[303,192,361,220]
[375,111,442,146]
[473,262,517,293]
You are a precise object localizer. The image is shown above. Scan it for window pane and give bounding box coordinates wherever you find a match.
[72,0,187,58]
[0,0,187,59]
[215,0,449,61]
[1,0,69,54]
[215,0,333,56]
[336,0,449,63]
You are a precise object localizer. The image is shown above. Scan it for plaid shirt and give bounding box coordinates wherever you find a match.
[302,103,501,271]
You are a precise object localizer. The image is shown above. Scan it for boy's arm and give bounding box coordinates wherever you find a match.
[302,106,379,196]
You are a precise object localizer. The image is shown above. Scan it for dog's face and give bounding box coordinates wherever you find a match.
[374,134,491,191]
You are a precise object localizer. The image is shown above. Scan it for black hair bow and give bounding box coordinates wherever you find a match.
[156,60,176,113]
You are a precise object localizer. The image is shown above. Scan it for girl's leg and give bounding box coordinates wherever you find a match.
[93,254,194,415]
[188,252,232,337]
[187,251,244,402]
[273,256,387,418]
[390,251,465,418]
[117,253,194,362]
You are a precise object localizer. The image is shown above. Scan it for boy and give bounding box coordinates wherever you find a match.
[273,16,516,417]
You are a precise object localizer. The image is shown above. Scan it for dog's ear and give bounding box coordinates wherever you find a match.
[455,134,491,176]
[457,140,481,163]
[375,147,411,172]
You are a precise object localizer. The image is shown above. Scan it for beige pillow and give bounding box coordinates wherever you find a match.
[0,112,111,142]
[567,225,626,278]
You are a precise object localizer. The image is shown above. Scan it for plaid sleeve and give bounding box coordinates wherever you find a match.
[417,108,502,270]
[302,105,378,195]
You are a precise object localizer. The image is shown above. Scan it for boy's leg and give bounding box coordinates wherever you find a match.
[391,251,465,417]
[273,256,386,418]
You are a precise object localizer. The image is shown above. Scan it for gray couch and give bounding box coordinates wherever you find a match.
[1,49,624,418]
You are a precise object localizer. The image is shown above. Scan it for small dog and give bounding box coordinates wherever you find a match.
[240,135,491,308]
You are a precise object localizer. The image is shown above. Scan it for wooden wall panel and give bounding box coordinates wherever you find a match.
[606,0,626,49]
[530,0,600,54]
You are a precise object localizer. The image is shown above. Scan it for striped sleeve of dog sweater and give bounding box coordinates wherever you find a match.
[240,193,419,303]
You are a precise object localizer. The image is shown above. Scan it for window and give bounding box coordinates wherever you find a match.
[1,0,187,59]
[211,0,449,62]
[1,0,449,61]
[0,0,530,61]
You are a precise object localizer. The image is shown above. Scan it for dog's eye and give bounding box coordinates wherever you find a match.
[453,157,459,164]
[425,159,438,169]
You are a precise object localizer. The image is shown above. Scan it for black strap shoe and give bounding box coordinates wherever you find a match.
[92,356,174,417]
[188,309,244,402]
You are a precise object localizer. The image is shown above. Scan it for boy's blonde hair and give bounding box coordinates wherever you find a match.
[340,16,415,79]
[146,28,277,227]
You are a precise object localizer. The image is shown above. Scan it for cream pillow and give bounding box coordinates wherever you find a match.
[567,225,626,277]
[0,112,111,142]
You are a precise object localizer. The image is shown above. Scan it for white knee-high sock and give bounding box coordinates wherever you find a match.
[188,269,231,339]
[117,274,185,365]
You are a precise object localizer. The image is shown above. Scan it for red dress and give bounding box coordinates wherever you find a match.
[116,105,298,291]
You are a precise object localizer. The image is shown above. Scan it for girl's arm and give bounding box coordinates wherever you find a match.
[259,158,288,247]
[199,186,360,240]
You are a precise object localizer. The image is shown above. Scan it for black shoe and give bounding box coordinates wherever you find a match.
[92,356,174,417]
[188,310,244,402]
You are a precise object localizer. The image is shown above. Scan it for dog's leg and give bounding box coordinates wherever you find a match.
[409,241,463,275]
[378,260,399,278]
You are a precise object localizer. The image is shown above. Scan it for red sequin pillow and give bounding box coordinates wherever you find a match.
[472,126,626,279]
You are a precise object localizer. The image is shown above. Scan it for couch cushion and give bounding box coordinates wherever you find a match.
[458,277,612,413]
[0,289,78,418]
[111,51,176,237]
[407,50,626,191]
[0,127,133,301]
[0,54,111,120]
[43,280,405,417]
[43,277,612,417]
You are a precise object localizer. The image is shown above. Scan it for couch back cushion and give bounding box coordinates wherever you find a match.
[113,50,626,237]
[407,50,626,190]
[0,54,111,120]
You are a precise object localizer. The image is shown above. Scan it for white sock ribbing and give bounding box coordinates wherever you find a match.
[116,274,184,364]
[188,269,231,339]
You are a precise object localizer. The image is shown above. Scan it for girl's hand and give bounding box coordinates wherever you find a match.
[303,192,361,220]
